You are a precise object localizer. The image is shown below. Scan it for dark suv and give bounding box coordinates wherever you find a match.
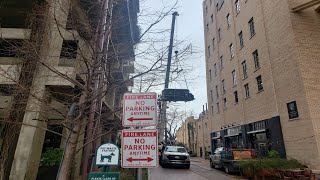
[159,146,190,169]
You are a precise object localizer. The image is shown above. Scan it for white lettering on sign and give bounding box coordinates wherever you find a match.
[121,129,158,168]
[122,93,157,126]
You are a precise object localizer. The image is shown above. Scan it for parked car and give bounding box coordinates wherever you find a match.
[210,147,253,174]
[159,146,190,169]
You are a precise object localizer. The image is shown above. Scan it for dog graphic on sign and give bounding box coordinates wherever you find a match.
[100,152,115,163]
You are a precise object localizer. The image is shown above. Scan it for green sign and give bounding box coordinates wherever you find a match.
[88,172,120,180]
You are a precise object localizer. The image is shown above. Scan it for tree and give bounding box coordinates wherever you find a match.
[165,107,184,145]
[0,0,195,179]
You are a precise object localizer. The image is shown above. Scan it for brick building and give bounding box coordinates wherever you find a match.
[203,0,320,169]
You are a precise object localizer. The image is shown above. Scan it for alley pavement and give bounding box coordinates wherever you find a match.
[149,157,247,180]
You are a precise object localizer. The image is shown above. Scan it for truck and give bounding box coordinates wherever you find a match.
[209,147,253,174]
[159,146,190,169]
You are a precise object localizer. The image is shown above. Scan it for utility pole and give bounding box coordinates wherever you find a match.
[160,11,178,145]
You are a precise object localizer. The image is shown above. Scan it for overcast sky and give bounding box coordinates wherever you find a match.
[137,0,207,118]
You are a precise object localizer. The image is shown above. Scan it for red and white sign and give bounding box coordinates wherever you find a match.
[122,92,157,126]
[121,129,158,168]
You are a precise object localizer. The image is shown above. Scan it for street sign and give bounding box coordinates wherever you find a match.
[122,92,157,126]
[88,172,120,180]
[121,129,158,168]
[95,143,119,166]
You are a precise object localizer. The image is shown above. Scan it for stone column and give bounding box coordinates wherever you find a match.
[9,0,70,179]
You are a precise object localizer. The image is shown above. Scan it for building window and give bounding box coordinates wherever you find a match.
[227,13,231,28]
[206,23,209,32]
[214,63,217,76]
[43,124,64,150]
[216,3,219,13]
[249,17,255,37]
[207,45,211,57]
[0,85,14,96]
[60,40,78,59]
[234,91,239,103]
[256,75,264,92]
[210,90,213,101]
[239,31,244,48]
[217,102,220,113]
[218,28,221,42]
[211,106,214,115]
[0,39,23,57]
[253,49,260,70]
[209,69,212,81]
[216,85,219,99]
[220,55,223,69]
[235,0,240,14]
[211,14,214,23]
[229,43,234,58]
[206,6,208,15]
[232,70,237,86]
[242,60,248,79]
[244,83,250,98]
[212,38,215,50]
[222,79,226,94]
[223,98,227,109]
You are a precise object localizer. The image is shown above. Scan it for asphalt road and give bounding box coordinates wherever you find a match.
[149,158,246,180]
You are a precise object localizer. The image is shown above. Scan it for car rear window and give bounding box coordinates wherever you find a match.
[165,147,187,153]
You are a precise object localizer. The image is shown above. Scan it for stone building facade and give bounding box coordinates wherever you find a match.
[0,0,139,179]
[203,0,320,169]
[176,111,211,158]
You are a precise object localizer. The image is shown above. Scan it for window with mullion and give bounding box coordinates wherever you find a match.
[232,70,237,86]
[227,13,231,28]
[222,79,226,94]
[244,83,250,98]
[229,43,234,58]
[235,0,240,14]
[256,75,264,92]
[253,49,260,70]
[241,60,248,79]
[239,31,244,48]
[216,85,219,99]
[234,91,239,103]
[249,17,255,37]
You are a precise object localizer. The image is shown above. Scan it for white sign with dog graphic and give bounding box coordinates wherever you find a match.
[95,143,119,166]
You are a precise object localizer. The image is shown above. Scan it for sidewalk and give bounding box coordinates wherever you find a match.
[190,157,211,169]
[190,157,320,180]
[190,157,247,180]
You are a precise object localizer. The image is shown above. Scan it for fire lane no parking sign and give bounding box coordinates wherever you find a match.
[121,129,158,168]
[122,92,157,127]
